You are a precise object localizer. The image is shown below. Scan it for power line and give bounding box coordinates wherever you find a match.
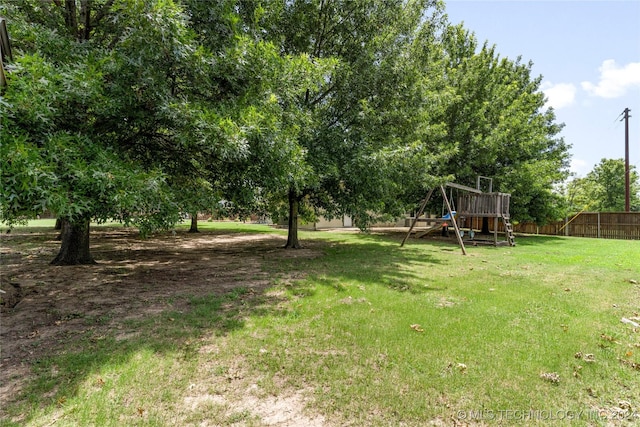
[613,111,625,123]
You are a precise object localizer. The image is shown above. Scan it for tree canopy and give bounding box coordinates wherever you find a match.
[1,0,574,261]
[216,0,451,247]
[1,0,245,263]
[434,25,570,224]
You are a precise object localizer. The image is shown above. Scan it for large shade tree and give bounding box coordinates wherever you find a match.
[220,0,449,248]
[0,0,243,264]
[435,25,571,224]
[208,2,571,244]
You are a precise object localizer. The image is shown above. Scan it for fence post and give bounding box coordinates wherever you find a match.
[597,212,601,239]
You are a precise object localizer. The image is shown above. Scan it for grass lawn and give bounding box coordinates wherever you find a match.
[1,222,639,426]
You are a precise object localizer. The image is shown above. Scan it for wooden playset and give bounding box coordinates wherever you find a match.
[401,179,515,254]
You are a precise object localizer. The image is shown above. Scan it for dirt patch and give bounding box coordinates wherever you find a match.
[0,226,323,418]
[0,282,22,310]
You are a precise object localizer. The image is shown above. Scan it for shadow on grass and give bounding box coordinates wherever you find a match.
[3,286,294,426]
[1,225,450,425]
[267,231,450,294]
[395,230,572,249]
[511,234,571,246]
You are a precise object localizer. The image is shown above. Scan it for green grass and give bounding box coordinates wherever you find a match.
[2,224,639,426]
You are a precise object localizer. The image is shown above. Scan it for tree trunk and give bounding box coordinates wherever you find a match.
[64,0,78,38]
[284,190,302,249]
[189,213,199,233]
[481,217,490,235]
[79,0,91,40]
[55,217,63,240]
[51,218,96,265]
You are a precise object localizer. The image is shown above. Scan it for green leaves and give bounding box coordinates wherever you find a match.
[436,25,570,223]
[221,0,452,230]
[0,133,55,224]
[0,1,199,231]
[566,159,640,213]
[1,0,572,237]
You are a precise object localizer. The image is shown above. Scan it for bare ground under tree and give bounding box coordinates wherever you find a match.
[0,226,325,422]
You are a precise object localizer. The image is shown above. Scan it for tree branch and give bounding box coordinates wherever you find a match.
[309,83,336,107]
[312,0,331,57]
[93,0,115,27]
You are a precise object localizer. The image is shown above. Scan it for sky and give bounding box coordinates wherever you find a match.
[443,0,640,178]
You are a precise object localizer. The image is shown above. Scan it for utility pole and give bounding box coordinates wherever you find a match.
[621,108,631,212]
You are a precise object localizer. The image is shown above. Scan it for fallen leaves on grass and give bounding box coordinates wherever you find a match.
[573,365,582,378]
[618,358,640,371]
[539,372,560,384]
[575,352,595,363]
[410,324,424,332]
[595,402,640,421]
[444,362,468,375]
[436,298,456,308]
[619,400,632,410]
[600,333,616,342]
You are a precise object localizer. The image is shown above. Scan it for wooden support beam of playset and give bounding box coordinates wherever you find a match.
[401,186,467,256]
[400,188,434,247]
[445,182,482,194]
[440,185,466,255]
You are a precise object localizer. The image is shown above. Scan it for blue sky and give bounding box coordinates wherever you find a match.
[443,0,640,178]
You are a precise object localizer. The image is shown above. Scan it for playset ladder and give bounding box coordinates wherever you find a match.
[503,217,516,246]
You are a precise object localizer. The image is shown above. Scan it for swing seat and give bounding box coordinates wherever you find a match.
[441,211,456,220]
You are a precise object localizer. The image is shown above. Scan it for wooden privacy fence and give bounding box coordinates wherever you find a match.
[512,212,640,240]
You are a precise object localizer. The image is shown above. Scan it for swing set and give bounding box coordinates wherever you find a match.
[401,179,515,255]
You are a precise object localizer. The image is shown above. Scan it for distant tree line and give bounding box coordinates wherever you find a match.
[563,159,640,213]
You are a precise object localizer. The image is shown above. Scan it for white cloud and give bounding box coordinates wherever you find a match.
[541,82,576,109]
[569,158,588,177]
[581,60,640,98]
